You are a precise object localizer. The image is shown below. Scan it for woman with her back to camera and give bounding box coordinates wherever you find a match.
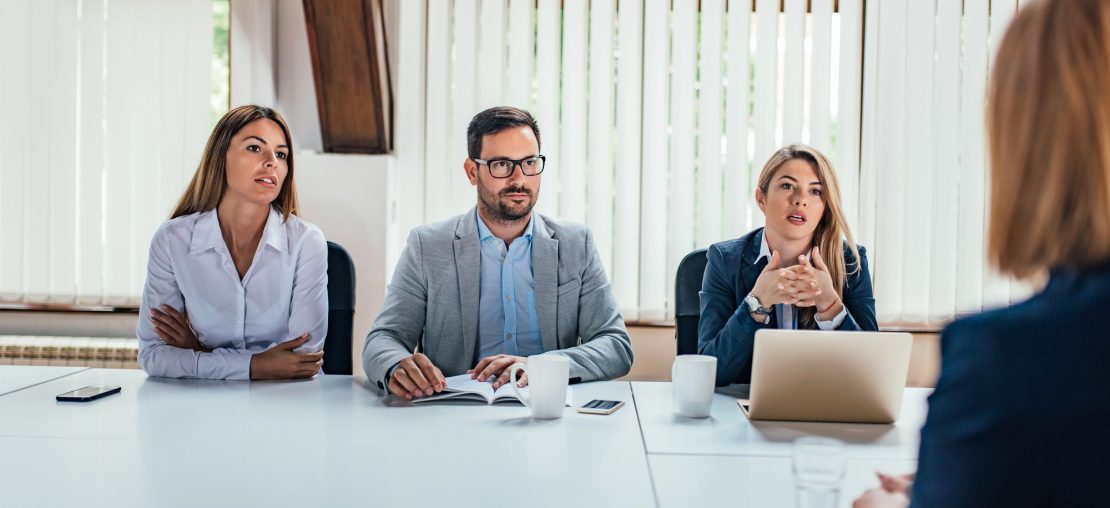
[698,144,878,386]
[136,105,328,380]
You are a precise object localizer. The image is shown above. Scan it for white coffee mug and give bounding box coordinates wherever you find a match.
[510,354,570,419]
[672,355,717,418]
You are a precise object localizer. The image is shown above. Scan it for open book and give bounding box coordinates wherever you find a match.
[412,374,530,405]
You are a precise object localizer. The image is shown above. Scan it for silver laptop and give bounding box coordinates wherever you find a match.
[738,329,913,424]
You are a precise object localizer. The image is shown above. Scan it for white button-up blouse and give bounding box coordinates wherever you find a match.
[136,207,328,380]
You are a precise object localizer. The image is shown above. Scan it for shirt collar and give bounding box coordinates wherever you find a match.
[189,206,286,254]
[475,209,533,243]
[754,229,811,265]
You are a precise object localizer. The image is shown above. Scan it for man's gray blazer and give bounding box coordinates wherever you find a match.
[363,208,633,391]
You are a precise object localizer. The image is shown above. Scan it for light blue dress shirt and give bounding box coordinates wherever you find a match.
[136,207,328,380]
[475,211,544,359]
[755,232,847,329]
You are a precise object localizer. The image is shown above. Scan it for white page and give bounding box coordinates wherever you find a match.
[412,374,495,403]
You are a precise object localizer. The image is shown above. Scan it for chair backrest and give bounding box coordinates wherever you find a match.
[324,241,356,375]
[674,248,708,356]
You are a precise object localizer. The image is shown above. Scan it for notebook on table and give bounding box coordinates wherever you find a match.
[411,374,571,405]
[411,374,529,405]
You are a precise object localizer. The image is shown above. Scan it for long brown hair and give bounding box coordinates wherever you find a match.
[171,105,299,221]
[987,0,1110,278]
[756,144,861,328]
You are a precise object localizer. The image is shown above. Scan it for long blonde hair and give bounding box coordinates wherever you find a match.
[756,144,860,327]
[171,105,299,221]
[987,0,1110,278]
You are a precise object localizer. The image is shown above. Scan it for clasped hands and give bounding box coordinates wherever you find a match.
[748,245,840,316]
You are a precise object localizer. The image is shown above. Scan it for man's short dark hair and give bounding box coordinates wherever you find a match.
[466,106,541,159]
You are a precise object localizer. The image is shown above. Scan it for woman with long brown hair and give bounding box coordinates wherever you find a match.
[698,144,877,385]
[136,105,328,380]
[854,0,1110,506]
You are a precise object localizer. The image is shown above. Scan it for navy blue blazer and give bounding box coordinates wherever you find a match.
[697,228,877,386]
[911,261,1110,507]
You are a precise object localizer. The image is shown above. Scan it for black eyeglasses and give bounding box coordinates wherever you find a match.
[472,155,546,178]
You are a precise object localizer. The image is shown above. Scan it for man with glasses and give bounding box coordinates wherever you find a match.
[364,106,633,399]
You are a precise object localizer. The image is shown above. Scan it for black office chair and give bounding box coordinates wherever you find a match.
[674,248,708,356]
[323,241,356,375]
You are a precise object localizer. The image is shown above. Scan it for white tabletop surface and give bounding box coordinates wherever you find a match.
[0,365,89,396]
[0,369,656,508]
[631,381,931,459]
[650,454,916,508]
[0,370,932,507]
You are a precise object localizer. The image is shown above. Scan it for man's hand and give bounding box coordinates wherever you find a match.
[388,353,446,400]
[249,334,323,380]
[468,354,528,389]
[151,305,208,352]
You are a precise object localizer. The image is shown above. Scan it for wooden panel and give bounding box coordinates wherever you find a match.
[302,0,392,154]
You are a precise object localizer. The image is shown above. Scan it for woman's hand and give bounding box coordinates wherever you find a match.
[782,246,839,313]
[750,250,796,306]
[151,305,209,352]
[250,334,324,380]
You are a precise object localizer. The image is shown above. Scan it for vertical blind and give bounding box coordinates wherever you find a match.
[0,0,213,307]
[393,0,868,323]
[860,0,1034,326]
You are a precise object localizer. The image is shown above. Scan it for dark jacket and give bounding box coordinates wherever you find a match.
[697,228,878,385]
[911,260,1110,507]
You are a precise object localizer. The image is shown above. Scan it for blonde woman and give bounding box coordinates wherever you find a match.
[855,0,1110,506]
[136,105,327,380]
[698,144,876,385]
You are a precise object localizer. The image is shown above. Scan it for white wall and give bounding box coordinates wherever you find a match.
[295,153,391,377]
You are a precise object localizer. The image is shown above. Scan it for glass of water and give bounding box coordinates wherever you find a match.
[793,437,845,508]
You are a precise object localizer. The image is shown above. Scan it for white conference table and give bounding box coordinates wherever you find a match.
[0,365,89,396]
[0,367,930,507]
[631,381,931,460]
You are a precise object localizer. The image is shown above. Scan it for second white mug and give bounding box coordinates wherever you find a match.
[510,354,570,419]
[672,355,717,418]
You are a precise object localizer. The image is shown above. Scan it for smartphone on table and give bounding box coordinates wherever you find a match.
[56,386,121,402]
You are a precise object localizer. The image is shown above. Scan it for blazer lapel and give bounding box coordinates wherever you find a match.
[453,209,481,366]
[531,214,559,352]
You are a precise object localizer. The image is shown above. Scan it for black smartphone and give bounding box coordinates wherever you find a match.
[56,386,121,402]
[577,399,625,415]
